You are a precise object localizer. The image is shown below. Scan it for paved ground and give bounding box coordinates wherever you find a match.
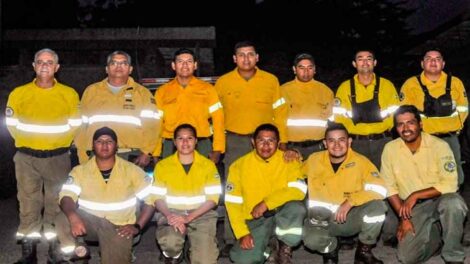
[1,195,470,264]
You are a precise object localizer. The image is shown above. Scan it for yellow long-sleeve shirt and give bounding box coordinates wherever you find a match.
[149,151,221,210]
[334,74,399,135]
[215,68,288,143]
[303,149,387,212]
[74,77,161,163]
[59,156,153,225]
[400,72,468,134]
[224,150,307,239]
[380,132,458,200]
[5,79,80,150]
[281,78,334,141]
[154,76,225,156]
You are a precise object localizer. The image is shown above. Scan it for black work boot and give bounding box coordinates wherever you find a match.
[322,243,339,264]
[47,239,61,264]
[265,237,279,264]
[14,239,38,264]
[277,240,293,264]
[219,244,233,258]
[354,241,383,264]
[339,236,357,250]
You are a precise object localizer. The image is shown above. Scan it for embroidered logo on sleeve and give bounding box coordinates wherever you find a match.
[65,176,74,184]
[5,107,13,117]
[334,98,341,106]
[399,92,405,101]
[225,182,234,193]
[444,161,456,172]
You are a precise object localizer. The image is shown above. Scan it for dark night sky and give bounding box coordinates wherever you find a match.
[2,0,470,84]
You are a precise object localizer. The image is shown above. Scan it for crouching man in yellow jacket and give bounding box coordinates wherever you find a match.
[225,123,307,264]
[149,124,222,264]
[302,123,387,264]
[55,127,155,264]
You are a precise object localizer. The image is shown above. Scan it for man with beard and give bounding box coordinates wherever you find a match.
[380,105,467,264]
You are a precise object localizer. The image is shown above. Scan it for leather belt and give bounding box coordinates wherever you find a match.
[18,147,69,158]
[289,139,323,148]
[350,131,392,140]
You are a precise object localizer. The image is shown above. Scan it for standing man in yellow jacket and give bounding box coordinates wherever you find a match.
[381,105,467,264]
[215,41,288,254]
[154,48,225,163]
[225,124,307,264]
[150,124,221,264]
[400,48,468,186]
[334,49,399,169]
[281,53,334,160]
[75,50,161,168]
[303,123,386,264]
[55,127,155,264]
[5,48,81,263]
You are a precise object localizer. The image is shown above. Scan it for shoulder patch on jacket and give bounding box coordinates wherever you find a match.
[226,182,234,193]
[5,107,13,117]
[65,176,74,184]
[399,92,405,101]
[334,98,341,106]
[444,161,456,172]
[144,175,153,184]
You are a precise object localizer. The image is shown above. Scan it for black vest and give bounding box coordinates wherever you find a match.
[416,74,453,117]
[350,75,383,124]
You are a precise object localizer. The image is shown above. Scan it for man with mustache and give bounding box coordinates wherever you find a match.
[380,105,467,264]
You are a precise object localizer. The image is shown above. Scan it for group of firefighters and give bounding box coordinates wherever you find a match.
[4,40,469,264]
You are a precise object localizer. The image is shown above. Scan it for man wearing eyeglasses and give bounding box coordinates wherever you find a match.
[5,48,81,263]
[74,50,161,167]
[74,50,161,262]
[224,123,306,264]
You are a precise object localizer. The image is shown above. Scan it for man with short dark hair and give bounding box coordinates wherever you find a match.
[154,48,225,163]
[281,53,334,160]
[381,105,467,264]
[215,41,288,255]
[303,123,386,264]
[55,127,155,264]
[400,48,468,186]
[225,123,306,264]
